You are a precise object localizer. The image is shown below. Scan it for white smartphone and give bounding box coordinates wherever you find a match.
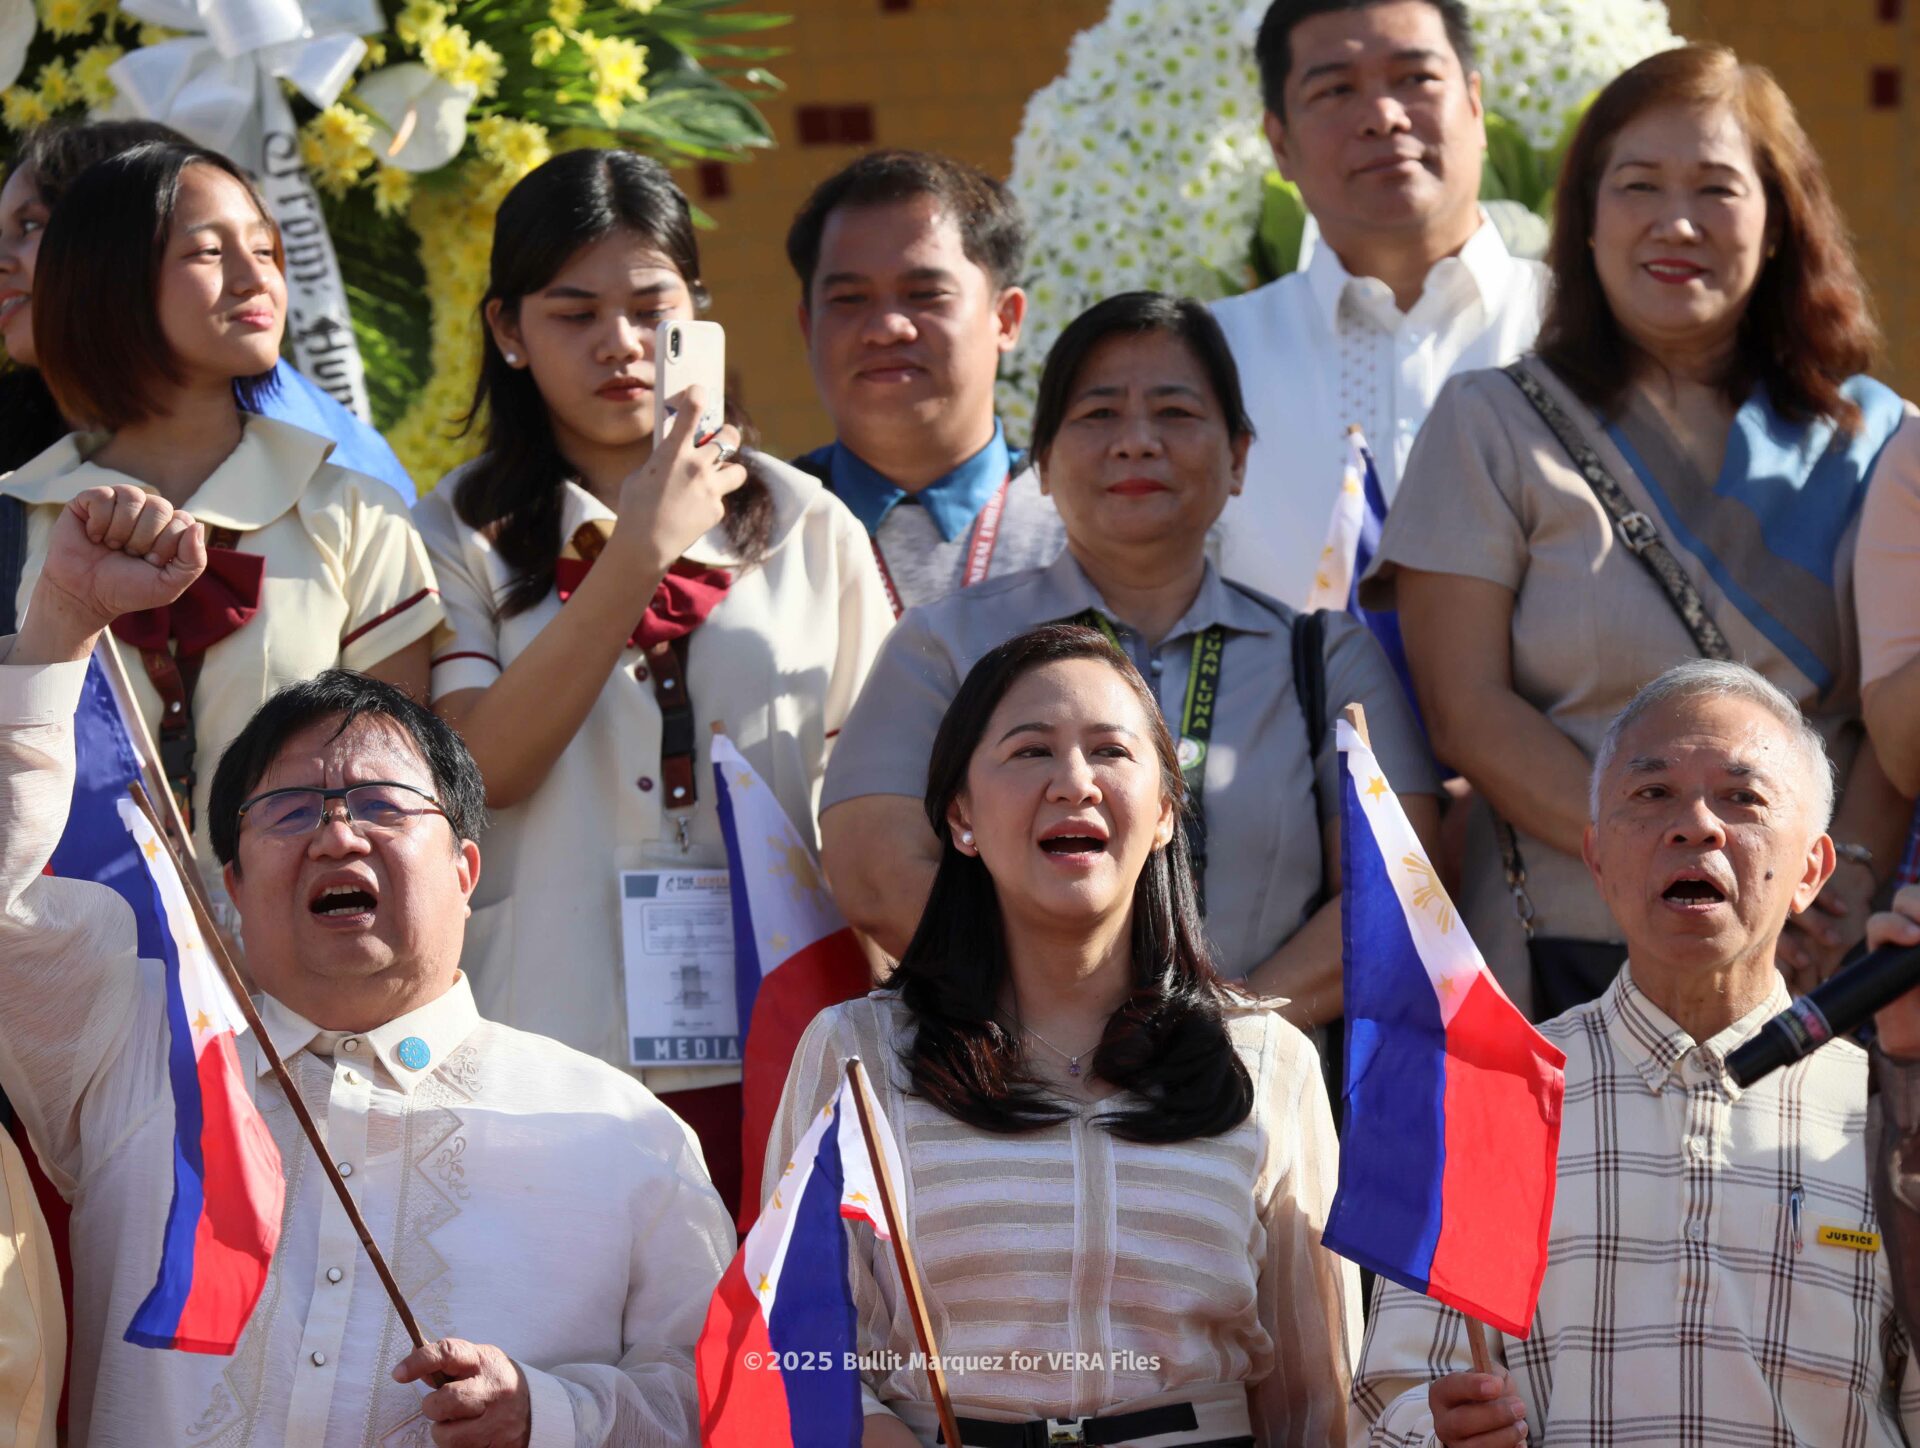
[654,319,726,446]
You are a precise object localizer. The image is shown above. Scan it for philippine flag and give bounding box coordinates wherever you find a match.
[1303,428,1416,709]
[114,788,283,1353]
[712,734,872,1230]
[696,1066,904,1447]
[1324,717,1564,1336]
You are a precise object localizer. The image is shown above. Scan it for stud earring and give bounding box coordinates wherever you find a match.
[503,350,519,365]
[959,830,974,848]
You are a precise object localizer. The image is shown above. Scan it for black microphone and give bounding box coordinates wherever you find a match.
[1728,943,1920,1088]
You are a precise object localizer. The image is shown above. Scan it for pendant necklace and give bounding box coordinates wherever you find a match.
[1021,1022,1101,1078]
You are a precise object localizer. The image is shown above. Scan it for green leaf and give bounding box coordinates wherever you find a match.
[1251,171,1307,283]
[1481,110,1545,211]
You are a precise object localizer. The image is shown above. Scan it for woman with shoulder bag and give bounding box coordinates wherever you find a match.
[1365,45,1916,1017]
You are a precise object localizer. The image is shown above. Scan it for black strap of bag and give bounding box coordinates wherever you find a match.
[1495,360,1732,971]
[1291,606,1330,913]
[0,495,25,636]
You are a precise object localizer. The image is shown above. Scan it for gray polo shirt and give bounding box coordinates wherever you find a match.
[823,550,1441,977]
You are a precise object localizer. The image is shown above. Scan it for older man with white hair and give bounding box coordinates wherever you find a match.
[1353,658,1920,1447]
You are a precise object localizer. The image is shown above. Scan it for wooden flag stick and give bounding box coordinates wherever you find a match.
[99,638,207,894]
[129,780,435,1359]
[844,1058,962,1448]
[1342,701,1500,1381]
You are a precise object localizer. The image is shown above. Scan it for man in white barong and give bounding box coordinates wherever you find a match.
[0,481,734,1448]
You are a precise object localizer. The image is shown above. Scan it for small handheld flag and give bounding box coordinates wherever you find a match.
[697,1059,958,1448]
[1304,429,1417,710]
[1324,710,1565,1338]
[118,797,283,1353]
[711,732,872,1230]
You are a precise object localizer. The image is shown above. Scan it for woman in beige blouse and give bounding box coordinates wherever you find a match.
[772,624,1359,1448]
[1366,45,1916,1015]
[416,150,892,1214]
[3,141,438,890]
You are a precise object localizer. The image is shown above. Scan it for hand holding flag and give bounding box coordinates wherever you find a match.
[1324,706,1564,1340]
[19,485,205,663]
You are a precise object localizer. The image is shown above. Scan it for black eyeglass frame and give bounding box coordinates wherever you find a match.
[233,780,451,835]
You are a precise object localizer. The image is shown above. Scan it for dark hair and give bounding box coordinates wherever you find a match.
[1537,44,1877,428]
[1029,292,1255,462]
[453,148,771,618]
[33,141,282,431]
[0,119,201,471]
[1254,0,1476,117]
[888,624,1255,1142]
[208,670,489,867]
[785,148,1026,300]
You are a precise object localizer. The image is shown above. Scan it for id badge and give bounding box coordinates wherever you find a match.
[618,868,740,1067]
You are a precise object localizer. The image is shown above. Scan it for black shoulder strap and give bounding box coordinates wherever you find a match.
[1500,360,1732,661]
[1292,607,1331,912]
[0,496,26,637]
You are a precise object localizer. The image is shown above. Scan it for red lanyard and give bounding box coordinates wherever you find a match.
[871,473,1012,620]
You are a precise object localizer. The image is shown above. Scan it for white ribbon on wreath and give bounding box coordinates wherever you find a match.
[105,0,383,420]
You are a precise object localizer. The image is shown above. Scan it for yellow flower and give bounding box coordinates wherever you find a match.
[591,85,626,126]
[421,24,473,84]
[455,39,504,99]
[582,33,648,111]
[370,166,415,218]
[394,0,448,47]
[549,0,584,27]
[37,0,92,39]
[136,23,175,46]
[360,38,388,71]
[474,116,551,172]
[615,0,660,11]
[1,88,52,131]
[531,26,565,65]
[73,44,124,107]
[35,59,76,110]
[299,104,376,198]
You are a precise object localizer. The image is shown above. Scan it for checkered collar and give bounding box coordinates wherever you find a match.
[1601,964,1792,1100]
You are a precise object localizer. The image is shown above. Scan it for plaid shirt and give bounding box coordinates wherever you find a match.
[1353,967,1920,1447]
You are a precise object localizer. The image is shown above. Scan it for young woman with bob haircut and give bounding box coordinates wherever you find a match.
[772,623,1359,1448]
[413,148,892,1212]
[1367,43,1918,1016]
[0,141,438,897]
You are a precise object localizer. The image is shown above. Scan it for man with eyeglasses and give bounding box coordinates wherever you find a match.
[0,485,734,1448]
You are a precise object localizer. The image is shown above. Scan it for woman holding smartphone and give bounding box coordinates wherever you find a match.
[413,149,892,1208]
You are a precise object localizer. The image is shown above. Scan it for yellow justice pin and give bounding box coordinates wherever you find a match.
[1816,1225,1882,1252]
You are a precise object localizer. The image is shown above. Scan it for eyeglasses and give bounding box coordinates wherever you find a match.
[235,782,450,839]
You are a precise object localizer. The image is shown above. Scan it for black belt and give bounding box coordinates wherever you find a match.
[938,1402,1250,1447]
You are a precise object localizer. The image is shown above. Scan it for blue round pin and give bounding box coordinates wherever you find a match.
[396,1036,431,1071]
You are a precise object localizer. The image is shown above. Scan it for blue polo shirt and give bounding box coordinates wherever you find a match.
[260,361,416,503]
[793,420,1018,540]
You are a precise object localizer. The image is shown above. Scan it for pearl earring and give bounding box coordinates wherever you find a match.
[503,350,519,365]
[960,831,974,848]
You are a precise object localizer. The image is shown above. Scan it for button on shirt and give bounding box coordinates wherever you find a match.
[822,552,1438,976]
[1353,968,1920,1447]
[794,420,1066,613]
[1208,218,1547,605]
[0,654,735,1448]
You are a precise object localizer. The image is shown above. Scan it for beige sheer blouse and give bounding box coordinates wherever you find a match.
[767,993,1360,1447]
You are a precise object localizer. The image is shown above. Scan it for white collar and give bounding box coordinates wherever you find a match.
[1304,211,1517,334]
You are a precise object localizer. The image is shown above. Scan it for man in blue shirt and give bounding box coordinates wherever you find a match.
[787,150,1062,614]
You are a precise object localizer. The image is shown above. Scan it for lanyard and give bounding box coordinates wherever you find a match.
[871,473,1012,619]
[1069,610,1227,907]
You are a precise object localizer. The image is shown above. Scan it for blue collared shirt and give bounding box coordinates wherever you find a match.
[794,420,1016,541]
[259,361,416,503]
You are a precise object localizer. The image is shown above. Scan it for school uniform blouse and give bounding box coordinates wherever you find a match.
[769,993,1361,1446]
[0,416,442,873]
[413,453,894,1095]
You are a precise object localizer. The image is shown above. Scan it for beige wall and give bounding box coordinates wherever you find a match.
[698,0,1108,458]
[705,0,1919,457]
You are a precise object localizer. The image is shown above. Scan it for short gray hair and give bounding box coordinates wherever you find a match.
[1589,660,1835,829]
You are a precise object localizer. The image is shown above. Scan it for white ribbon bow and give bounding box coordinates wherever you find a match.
[107,0,382,162]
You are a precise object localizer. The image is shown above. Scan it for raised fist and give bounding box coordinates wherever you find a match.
[15,486,207,664]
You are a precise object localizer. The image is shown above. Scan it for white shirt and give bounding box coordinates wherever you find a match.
[415,454,893,1094]
[0,654,735,1448]
[1209,216,1548,605]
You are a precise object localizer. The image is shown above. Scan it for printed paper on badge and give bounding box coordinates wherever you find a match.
[619,868,740,1067]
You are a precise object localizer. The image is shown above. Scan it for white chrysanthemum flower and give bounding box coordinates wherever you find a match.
[1471,0,1679,146]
